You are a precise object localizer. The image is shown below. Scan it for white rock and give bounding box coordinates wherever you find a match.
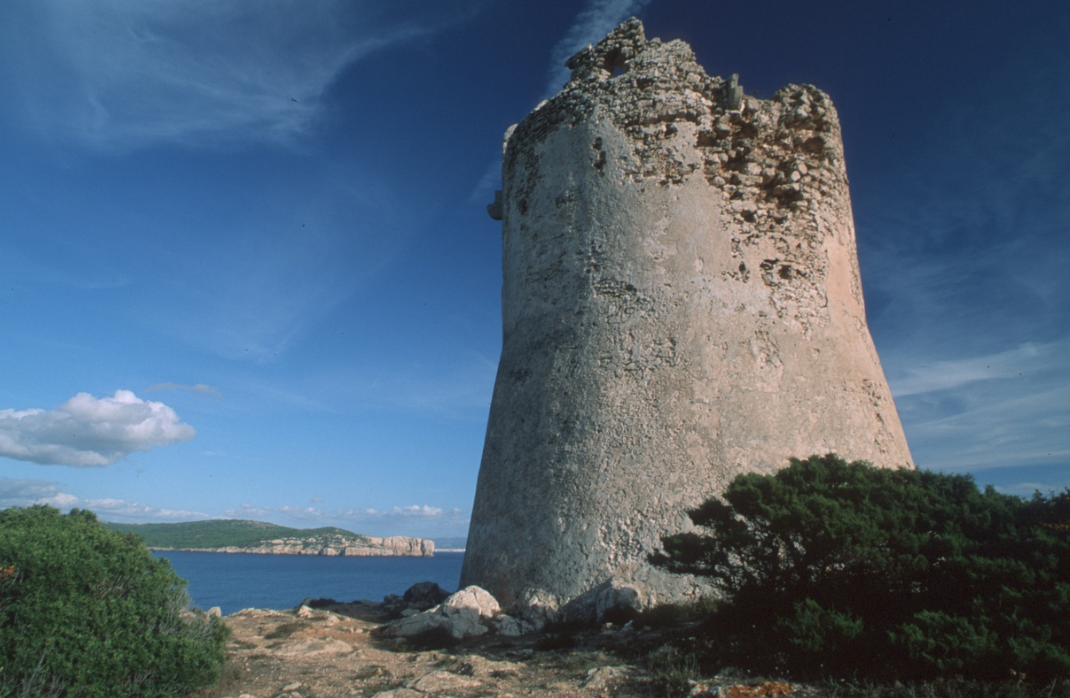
[442,585,500,619]
[580,666,631,691]
[373,690,422,698]
[407,670,482,693]
[383,585,502,639]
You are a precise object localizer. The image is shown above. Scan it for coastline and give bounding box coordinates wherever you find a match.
[149,546,437,557]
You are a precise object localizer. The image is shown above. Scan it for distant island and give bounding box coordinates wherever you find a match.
[105,519,435,557]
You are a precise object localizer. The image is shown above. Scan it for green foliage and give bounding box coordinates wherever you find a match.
[645,647,703,698]
[652,454,1070,683]
[103,519,370,550]
[0,506,229,698]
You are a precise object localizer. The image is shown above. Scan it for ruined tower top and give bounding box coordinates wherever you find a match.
[493,18,864,333]
[464,19,912,618]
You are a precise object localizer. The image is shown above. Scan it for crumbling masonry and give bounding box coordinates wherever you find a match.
[462,19,913,616]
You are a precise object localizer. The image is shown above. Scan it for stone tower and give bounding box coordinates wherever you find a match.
[461,19,913,615]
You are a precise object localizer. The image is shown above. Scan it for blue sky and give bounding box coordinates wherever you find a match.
[1,1,1067,539]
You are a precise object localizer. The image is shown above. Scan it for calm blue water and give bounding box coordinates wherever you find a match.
[154,551,465,615]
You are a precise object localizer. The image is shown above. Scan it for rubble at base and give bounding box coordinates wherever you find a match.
[210,580,831,698]
[377,581,651,641]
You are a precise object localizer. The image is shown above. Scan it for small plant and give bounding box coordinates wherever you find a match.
[264,622,307,640]
[646,648,703,697]
[0,505,228,698]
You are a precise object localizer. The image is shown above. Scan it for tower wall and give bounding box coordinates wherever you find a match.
[461,19,913,612]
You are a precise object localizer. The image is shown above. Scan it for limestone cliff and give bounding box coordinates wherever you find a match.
[166,535,434,557]
[462,18,913,613]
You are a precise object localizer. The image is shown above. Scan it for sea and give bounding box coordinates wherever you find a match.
[154,550,466,616]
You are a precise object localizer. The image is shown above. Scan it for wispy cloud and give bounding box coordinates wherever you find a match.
[543,0,654,97]
[230,348,497,418]
[0,1,480,151]
[848,42,1070,486]
[229,502,451,522]
[0,477,208,521]
[147,383,224,399]
[887,339,1070,478]
[382,505,444,518]
[0,390,194,467]
[471,0,656,233]
[889,342,1056,398]
[142,164,419,362]
[856,42,1070,362]
[325,354,498,417]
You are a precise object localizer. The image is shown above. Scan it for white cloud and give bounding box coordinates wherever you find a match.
[78,497,208,522]
[0,478,66,507]
[224,502,470,537]
[0,477,207,521]
[390,505,443,517]
[0,0,479,150]
[0,390,195,467]
[544,0,654,96]
[229,503,322,520]
[229,502,448,522]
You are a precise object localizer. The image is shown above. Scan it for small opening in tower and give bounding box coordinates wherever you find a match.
[602,49,628,78]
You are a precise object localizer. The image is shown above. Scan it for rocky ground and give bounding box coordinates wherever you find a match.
[191,596,819,698]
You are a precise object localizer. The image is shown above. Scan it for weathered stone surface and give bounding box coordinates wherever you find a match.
[217,599,840,697]
[580,665,633,691]
[442,585,501,618]
[406,669,483,693]
[462,17,914,612]
[381,585,502,640]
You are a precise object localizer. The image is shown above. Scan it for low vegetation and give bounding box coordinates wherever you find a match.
[652,454,1070,687]
[103,518,371,550]
[0,506,229,698]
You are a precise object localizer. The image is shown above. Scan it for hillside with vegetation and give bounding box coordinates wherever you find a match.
[106,519,367,549]
[105,519,434,557]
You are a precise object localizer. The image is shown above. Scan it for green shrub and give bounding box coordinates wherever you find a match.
[0,506,228,698]
[652,454,1070,683]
